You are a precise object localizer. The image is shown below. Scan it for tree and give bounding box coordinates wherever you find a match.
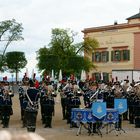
[37,28,99,77]
[0,19,24,71]
[5,51,27,82]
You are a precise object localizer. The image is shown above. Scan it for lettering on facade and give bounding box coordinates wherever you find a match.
[100,37,125,45]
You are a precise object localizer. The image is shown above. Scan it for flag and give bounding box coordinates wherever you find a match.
[92,102,107,119]
[114,99,127,114]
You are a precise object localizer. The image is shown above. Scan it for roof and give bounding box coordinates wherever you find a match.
[127,12,140,20]
[82,23,140,33]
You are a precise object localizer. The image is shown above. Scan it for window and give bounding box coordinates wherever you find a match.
[95,52,101,62]
[92,72,109,82]
[102,51,109,62]
[94,73,100,81]
[111,49,130,62]
[122,50,130,61]
[114,50,121,61]
[92,51,109,63]
[103,72,109,82]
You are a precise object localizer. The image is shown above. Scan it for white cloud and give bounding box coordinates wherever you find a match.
[0,0,140,80]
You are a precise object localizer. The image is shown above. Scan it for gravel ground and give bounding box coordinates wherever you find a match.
[1,94,140,140]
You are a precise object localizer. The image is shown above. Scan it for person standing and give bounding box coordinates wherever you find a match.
[18,82,28,127]
[41,82,55,128]
[24,79,40,132]
[1,82,14,128]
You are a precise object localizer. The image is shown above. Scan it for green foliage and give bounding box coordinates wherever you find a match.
[0,19,24,71]
[5,51,27,82]
[37,28,99,76]
[49,28,77,57]
[5,51,27,72]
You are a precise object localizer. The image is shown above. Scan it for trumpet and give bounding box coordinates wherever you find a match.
[90,90,98,102]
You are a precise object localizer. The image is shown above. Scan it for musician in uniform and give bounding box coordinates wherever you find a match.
[1,82,14,128]
[127,83,135,124]
[25,79,40,132]
[18,82,28,127]
[69,81,82,127]
[89,81,105,134]
[133,82,140,127]
[41,82,55,128]
[59,82,67,120]
[39,81,48,124]
[0,82,5,120]
[112,81,126,129]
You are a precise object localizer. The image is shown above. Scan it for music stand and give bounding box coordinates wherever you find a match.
[105,108,119,136]
[114,98,127,134]
[91,102,107,137]
[71,108,94,136]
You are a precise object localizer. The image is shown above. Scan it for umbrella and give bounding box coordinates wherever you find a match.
[58,69,62,81]
[51,69,55,81]
[81,70,86,81]
[80,70,83,81]
[26,68,29,78]
[31,69,34,79]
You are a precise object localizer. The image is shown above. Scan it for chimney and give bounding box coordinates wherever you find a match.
[114,20,118,25]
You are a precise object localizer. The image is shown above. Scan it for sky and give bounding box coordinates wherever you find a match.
[0,0,140,80]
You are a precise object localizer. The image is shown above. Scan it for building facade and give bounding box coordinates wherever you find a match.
[82,11,140,82]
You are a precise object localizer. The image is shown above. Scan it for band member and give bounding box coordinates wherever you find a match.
[1,82,14,128]
[59,82,67,120]
[25,79,40,132]
[39,81,48,124]
[133,82,140,127]
[127,83,135,124]
[112,81,124,98]
[18,82,28,127]
[41,82,55,128]
[0,82,5,120]
[70,87,81,128]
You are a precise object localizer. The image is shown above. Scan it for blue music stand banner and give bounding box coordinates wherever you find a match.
[114,99,127,114]
[92,102,107,119]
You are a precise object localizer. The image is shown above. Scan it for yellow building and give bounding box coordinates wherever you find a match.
[82,11,140,82]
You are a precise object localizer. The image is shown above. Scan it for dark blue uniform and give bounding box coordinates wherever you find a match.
[18,85,28,127]
[39,86,47,124]
[41,94,55,128]
[1,91,14,128]
[0,86,4,120]
[25,86,40,132]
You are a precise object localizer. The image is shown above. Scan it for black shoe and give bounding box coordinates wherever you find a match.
[67,121,70,124]
[93,130,98,133]
[21,125,26,128]
[44,125,48,128]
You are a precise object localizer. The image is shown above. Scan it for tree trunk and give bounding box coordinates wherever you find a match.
[16,69,18,84]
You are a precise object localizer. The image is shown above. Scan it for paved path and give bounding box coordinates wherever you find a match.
[1,94,140,140]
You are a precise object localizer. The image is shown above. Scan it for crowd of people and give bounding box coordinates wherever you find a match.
[1,76,140,133]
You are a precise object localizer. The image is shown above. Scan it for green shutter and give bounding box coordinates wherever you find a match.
[103,72,109,82]
[127,50,130,60]
[118,50,121,61]
[99,52,101,62]
[111,51,114,61]
[92,52,95,62]
[106,51,109,62]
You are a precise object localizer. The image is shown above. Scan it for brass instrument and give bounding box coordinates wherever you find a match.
[89,90,98,102]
